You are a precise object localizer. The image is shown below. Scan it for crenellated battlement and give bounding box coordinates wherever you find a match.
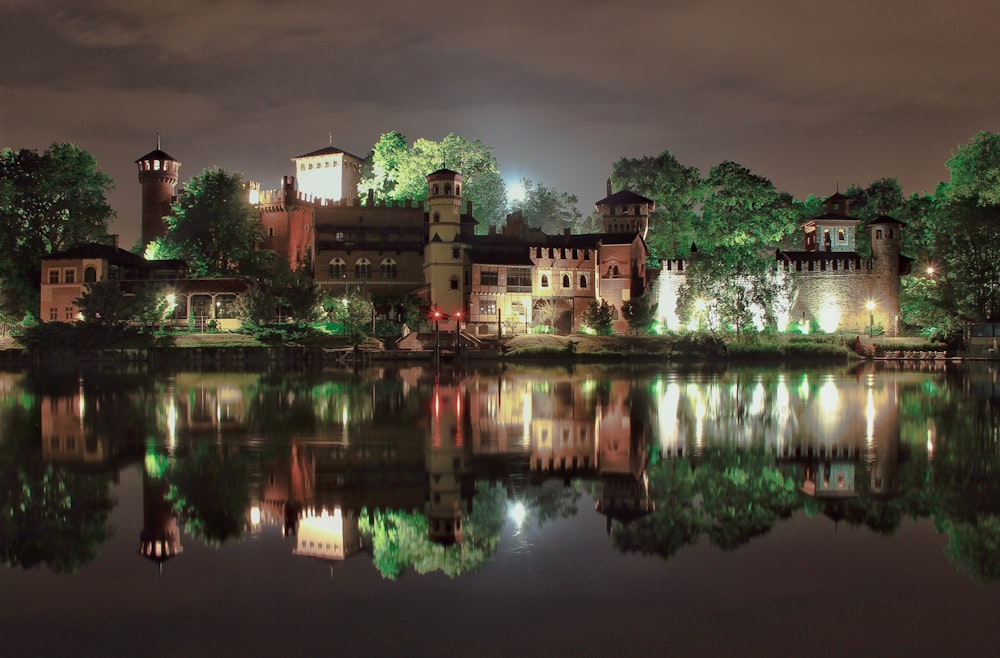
[251,176,426,211]
[777,251,868,273]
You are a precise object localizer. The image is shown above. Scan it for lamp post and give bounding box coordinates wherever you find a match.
[866,299,875,338]
[433,308,441,355]
[454,311,462,356]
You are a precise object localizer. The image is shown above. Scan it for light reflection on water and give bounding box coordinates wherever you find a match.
[1,363,999,655]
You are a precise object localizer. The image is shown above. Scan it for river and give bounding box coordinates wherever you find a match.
[1,362,998,656]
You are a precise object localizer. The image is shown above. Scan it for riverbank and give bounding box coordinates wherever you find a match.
[0,331,936,368]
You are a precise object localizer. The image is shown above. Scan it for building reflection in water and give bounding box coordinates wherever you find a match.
[26,364,1000,576]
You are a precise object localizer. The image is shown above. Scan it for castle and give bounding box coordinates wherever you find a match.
[39,143,908,336]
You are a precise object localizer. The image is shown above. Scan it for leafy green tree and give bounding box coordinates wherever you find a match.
[508,178,582,234]
[0,143,115,319]
[359,132,507,229]
[154,168,271,277]
[944,130,1000,204]
[933,198,1000,321]
[322,286,374,344]
[679,162,798,335]
[581,299,614,335]
[75,280,163,328]
[611,151,703,260]
[622,293,657,334]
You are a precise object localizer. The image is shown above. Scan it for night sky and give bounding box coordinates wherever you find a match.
[2,0,999,248]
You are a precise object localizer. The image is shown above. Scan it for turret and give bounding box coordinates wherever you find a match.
[424,169,466,324]
[594,186,653,238]
[868,216,906,337]
[135,143,180,250]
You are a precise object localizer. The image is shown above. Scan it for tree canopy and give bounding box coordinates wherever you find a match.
[611,150,703,261]
[151,167,271,277]
[359,132,507,229]
[0,143,115,319]
[508,177,583,234]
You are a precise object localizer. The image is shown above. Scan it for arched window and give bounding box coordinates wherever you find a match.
[455,185,460,196]
[579,275,588,289]
[562,275,570,288]
[612,265,620,277]
[541,274,549,288]
[83,266,97,283]
[380,258,397,280]
[433,184,439,195]
[268,226,274,238]
[329,258,346,279]
[434,212,440,223]
[445,183,451,195]
[355,258,371,279]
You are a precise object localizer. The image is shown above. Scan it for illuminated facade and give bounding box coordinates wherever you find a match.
[135,145,180,249]
[655,193,910,335]
[251,145,651,334]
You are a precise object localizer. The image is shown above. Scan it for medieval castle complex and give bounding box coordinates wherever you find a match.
[39,143,910,336]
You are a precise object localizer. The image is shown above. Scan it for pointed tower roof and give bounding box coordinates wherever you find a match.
[134,149,178,163]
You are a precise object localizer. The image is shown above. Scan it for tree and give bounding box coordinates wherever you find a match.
[508,178,582,234]
[322,285,374,344]
[681,162,798,334]
[581,299,614,335]
[611,150,703,261]
[622,293,657,335]
[944,131,1000,205]
[75,280,163,328]
[0,143,115,319]
[933,198,1000,321]
[359,132,507,229]
[153,168,271,277]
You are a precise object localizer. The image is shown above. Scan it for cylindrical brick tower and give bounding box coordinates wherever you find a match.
[135,144,180,250]
[869,215,904,337]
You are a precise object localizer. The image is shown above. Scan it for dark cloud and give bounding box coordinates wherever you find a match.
[2,0,999,246]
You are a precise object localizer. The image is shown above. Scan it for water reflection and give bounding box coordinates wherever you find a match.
[1,364,999,582]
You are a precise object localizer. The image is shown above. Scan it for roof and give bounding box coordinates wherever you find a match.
[594,190,654,207]
[825,192,850,203]
[777,250,863,262]
[467,245,535,266]
[44,243,150,268]
[867,215,907,227]
[135,149,178,163]
[808,213,861,224]
[427,167,462,178]
[293,146,363,160]
[174,278,253,294]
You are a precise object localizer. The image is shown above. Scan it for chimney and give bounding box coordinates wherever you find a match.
[606,178,613,197]
[111,234,120,248]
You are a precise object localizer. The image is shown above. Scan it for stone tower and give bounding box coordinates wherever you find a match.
[135,143,180,250]
[424,168,466,324]
[595,180,654,239]
[868,215,905,337]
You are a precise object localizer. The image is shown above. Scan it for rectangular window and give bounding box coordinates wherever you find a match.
[48,270,59,284]
[63,269,75,284]
[479,300,497,315]
[584,251,590,260]
[449,278,459,290]
[49,307,58,321]
[65,307,73,320]
[507,267,531,291]
[480,270,498,286]
[452,247,460,259]
[837,228,846,242]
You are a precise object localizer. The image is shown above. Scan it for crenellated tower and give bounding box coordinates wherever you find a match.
[135,142,180,250]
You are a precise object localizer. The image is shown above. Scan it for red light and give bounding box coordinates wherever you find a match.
[455,311,462,320]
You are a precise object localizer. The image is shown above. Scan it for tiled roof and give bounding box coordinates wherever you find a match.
[44,243,150,267]
[293,146,363,160]
[867,215,907,226]
[594,190,654,207]
[134,149,178,163]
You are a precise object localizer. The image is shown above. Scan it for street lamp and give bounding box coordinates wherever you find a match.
[433,308,441,355]
[454,311,462,355]
[865,299,875,338]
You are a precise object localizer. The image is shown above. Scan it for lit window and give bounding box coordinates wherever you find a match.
[479,299,496,315]
[837,228,846,242]
[335,232,344,242]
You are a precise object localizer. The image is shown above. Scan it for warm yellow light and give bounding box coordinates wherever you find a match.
[694,298,708,312]
[250,506,261,525]
[926,266,935,276]
[865,299,876,312]
[166,293,176,305]
[818,305,840,333]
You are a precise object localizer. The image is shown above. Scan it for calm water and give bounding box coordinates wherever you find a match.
[1,362,999,657]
